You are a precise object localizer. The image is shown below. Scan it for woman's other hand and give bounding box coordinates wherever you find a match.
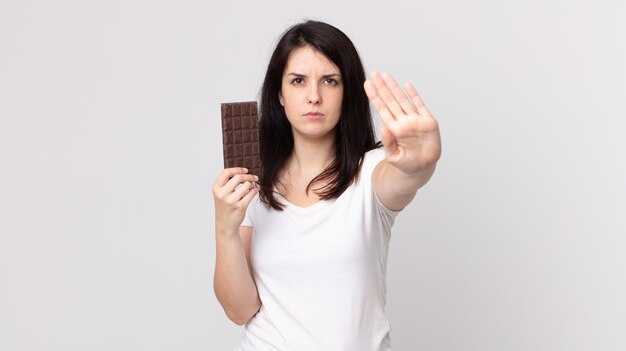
[212,168,259,233]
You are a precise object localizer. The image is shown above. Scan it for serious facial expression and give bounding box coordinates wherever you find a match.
[279,46,343,142]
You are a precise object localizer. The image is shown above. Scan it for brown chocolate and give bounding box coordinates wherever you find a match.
[220,101,261,176]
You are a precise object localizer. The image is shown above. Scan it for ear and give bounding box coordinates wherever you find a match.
[278,90,284,106]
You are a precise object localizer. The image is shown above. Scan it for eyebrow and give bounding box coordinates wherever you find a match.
[286,73,341,78]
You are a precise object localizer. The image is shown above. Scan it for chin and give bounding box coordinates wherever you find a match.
[301,129,335,140]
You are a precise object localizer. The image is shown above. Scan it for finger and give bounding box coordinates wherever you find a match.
[214,167,250,188]
[380,124,398,156]
[224,173,259,193]
[370,71,405,118]
[364,80,396,126]
[382,73,417,115]
[227,181,257,203]
[238,183,259,208]
[404,82,432,118]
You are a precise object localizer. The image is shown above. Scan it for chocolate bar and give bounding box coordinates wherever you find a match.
[220,101,261,176]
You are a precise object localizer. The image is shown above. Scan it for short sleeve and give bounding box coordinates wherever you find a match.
[361,148,401,220]
[240,193,259,227]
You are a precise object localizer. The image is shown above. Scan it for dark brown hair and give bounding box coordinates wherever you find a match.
[258,20,380,210]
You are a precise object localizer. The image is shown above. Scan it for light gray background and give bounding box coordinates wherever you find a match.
[1,0,625,350]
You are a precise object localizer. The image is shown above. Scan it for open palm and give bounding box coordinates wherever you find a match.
[364,72,441,175]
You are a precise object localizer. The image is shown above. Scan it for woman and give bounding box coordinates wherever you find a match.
[213,20,441,350]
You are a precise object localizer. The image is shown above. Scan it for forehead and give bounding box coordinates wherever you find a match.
[284,46,340,74]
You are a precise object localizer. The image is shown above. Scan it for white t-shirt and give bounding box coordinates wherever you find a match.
[235,148,400,351]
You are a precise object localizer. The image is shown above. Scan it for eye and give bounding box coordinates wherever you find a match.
[324,78,338,86]
[291,77,304,85]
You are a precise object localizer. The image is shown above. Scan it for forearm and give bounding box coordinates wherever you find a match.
[214,228,261,325]
[374,160,437,211]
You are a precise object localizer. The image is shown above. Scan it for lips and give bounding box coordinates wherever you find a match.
[304,112,323,117]
[304,112,323,120]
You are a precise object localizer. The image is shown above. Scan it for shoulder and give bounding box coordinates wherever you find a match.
[361,147,386,177]
[359,147,401,221]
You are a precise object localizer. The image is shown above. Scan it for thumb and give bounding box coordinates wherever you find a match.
[380,125,398,157]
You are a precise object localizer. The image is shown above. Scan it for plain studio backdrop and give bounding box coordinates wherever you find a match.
[1,0,625,350]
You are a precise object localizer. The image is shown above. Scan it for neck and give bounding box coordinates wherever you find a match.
[288,133,335,177]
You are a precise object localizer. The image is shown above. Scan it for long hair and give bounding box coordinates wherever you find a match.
[258,20,380,210]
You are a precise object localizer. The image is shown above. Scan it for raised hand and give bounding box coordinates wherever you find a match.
[364,72,441,175]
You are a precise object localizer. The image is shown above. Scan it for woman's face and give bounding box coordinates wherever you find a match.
[279,46,343,142]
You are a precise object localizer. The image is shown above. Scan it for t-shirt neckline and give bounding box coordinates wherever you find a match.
[273,191,335,213]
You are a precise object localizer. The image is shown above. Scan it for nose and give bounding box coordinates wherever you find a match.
[308,85,321,105]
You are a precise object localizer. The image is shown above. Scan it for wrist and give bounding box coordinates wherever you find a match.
[389,160,437,178]
[215,224,241,239]
[409,163,437,177]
